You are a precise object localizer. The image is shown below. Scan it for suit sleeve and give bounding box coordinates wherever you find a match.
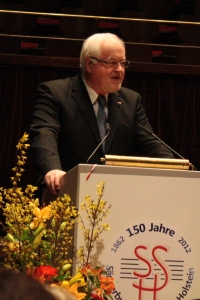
[29,81,62,183]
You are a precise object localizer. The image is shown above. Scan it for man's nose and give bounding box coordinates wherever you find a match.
[115,62,124,70]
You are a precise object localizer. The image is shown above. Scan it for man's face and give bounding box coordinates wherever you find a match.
[85,41,126,95]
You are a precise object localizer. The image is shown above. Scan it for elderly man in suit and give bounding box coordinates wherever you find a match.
[30,33,174,195]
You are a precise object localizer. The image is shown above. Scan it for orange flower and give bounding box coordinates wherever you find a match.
[100,276,115,294]
[81,265,104,278]
[80,265,115,298]
[92,288,104,298]
[81,264,96,276]
[95,267,104,275]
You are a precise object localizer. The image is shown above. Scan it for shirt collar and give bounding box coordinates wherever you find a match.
[82,77,108,105]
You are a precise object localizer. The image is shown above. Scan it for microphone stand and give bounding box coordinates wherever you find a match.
[137,124,197,170]
[86,124,110,164]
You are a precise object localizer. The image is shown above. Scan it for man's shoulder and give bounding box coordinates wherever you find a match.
[38,77,72,89]
[38,73,81,90]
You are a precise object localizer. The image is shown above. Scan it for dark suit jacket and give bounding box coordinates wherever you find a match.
[30,72,174,183]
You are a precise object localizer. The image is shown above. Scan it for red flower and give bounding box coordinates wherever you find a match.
[91,294,104,300]
[32,265,58,283]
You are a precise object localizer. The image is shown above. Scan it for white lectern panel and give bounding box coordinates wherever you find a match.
[49,165,200,300]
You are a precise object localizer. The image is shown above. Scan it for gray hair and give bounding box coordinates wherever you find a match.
[80,33,125,72]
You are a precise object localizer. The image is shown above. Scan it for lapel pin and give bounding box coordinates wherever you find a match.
[117,101,122,105]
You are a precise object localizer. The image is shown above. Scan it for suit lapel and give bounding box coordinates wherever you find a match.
[71,73,124,154]
[105,92,123,152]
[71,74,102,145]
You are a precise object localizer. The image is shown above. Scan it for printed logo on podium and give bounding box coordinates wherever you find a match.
[105,220,195,300]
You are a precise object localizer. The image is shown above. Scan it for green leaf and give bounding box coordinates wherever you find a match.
[20,230,31,241]
[42,240,51,249]
[88,274,95,283]
[105,295,114,300]
[33,226,44,237]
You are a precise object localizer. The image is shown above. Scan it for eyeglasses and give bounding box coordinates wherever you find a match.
[89,57,130,69]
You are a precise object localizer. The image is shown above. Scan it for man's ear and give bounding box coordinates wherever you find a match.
[85,57,93,73]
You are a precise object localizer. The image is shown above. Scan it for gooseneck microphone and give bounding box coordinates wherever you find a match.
[86,122,110,164]
[138,124,197,170]
[138,124,186,159]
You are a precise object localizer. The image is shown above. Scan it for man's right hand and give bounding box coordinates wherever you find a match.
[44,169,66,195]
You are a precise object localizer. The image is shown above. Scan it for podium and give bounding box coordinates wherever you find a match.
[43,164,200,299]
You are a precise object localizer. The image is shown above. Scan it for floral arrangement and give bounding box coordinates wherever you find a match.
[0,133,115,300]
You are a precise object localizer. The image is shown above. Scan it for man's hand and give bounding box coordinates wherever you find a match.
[44,169,66,194]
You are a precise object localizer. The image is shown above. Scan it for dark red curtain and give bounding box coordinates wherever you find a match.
[125,72,200,169]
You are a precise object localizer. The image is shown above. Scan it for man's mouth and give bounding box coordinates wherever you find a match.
[111,75,121,80]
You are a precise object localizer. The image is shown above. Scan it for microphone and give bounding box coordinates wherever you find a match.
[138,124,186,159]
[86,122,110,164]
[137,124,197,170]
